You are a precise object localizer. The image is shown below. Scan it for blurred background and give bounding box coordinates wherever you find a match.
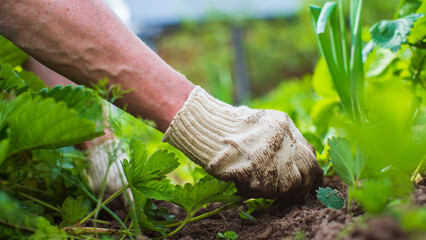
[106,0,399,105]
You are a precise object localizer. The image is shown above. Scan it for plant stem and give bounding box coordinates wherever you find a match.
[77,185,128,227]
[411,158,424,182]
[156,211,194,239]
[18,192,61,213]
[61,174,134,240]
[90,219,110,225]
[165,203,240,228]
[64,226,133,235]
[0,219,36,233]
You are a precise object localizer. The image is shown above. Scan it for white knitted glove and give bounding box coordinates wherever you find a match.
[163,86,323,199]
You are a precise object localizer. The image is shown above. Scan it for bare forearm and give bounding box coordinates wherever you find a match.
[0,0,194,132]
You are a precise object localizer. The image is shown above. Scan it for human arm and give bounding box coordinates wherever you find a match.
[0,0,194,132]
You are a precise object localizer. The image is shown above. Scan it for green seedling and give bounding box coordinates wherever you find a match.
[217,230,238,240]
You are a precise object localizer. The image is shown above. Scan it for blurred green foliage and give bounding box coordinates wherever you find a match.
[156,0,399,103]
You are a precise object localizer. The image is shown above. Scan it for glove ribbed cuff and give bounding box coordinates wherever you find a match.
[162,86,254,168]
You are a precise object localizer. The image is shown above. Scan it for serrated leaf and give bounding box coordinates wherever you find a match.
[172,179,241,213]
[370,13,425,52]
[316,187,344,209]
[60,196,88,227]
[17,70,46,92]
[0,63,26,92]
[0,36,28,67]
[6,94,102,154]
[132,189,166,233]
[0,63,45,94]
[123,139,179,201]
[37,85,104,129]
[30,217,67,240]
[133,178,175,200]
[328,137,355,186]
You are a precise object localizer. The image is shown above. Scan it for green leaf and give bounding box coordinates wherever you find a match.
[309,5,352,117]
[0,36,28,67]
[408,1,426,43]
[0,128,10,166]
[6,94,102,154]
[365,48,397,78]
[217,231,238,240]
[351,178,392,214]
[123,139,180,201]
[171,179,241,213]
[0,63,45,94]
[30,217,67,240]
[395,0,423,18]
[60,196,88,227]
[316,187,345,209]
[238,209,256,223]
[328,137,355,186]
[0,63,26,92]
[316,2,337,34]
[401,208,426,231]
[312,58,338,98]
[0,191,39,229]
[131,189,166,233]
[370,13,425,52]
[311,98,339,135]
[17,70,46,92]
[37,85,104,130]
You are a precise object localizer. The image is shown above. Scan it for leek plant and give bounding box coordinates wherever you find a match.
[309,0,364,126]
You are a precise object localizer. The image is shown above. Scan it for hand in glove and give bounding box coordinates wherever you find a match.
[163,86,323,199]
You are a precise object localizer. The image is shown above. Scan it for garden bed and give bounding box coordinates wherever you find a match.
[141,176,423,240]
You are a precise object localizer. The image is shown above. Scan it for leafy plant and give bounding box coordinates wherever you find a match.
[238,198,274,222]
[167,179,243,237]
[217,230,238,240]
[310,0,425,216]
[370,13,424,52]
[316,187,345,210]
[60,196,89,227]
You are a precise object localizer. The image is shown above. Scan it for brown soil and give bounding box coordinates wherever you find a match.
[102,176,426,240]
[160,176,426,240]
[158,175,349,240]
